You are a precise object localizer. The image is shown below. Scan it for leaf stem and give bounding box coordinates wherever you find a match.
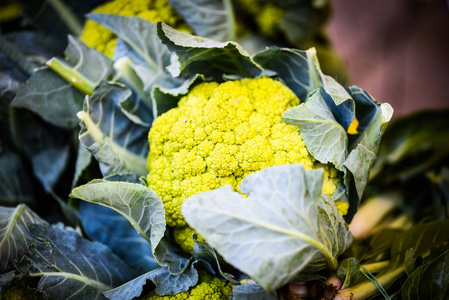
[0,35,38,76]
[46,0,83,36]
[47,58,96,95]
[361,261,390,274]
[333,266,404,300]
[223,0,235,41]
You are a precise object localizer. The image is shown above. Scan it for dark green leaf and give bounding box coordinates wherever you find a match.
[79,202,158,272]
[371,110,449,182]
[47,35,113,95]
[182,164,353,291]
[72,143,92,188]
[192,239,237,283]
[11,68,84,129]
[104,264,199,298]
[17,223,139,299]
[401,250,449,300]
[337,258,361,289]
[0,205,46,273]
[389,220,449,270]
[157,22,262,80]
[253,47,321,102]
[11,109,72,192]
[0,152,34,206]
[170,0,235,41]
[78,82,149,177]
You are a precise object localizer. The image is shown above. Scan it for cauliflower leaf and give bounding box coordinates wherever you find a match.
[182,164,353,291]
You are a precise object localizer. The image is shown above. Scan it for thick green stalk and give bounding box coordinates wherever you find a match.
[47,58,96,95]
[334,266,404,300]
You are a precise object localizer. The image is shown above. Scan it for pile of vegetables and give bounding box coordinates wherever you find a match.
[1,0,448,299]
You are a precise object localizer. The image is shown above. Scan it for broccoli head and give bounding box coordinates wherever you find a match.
[146,77,341,233]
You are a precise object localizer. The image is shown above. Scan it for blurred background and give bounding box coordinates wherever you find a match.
[328,0,449,118]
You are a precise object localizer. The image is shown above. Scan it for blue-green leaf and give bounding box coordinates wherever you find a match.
[70,180,165,267]
[253,47,321,101]
[0,205,46,273]
[232,284,278,300]
[11,109,72,192]
[16,223,139,299]
[157,22,262,80]
[104,264,199,299]
[182,164,353,291]
[282,89,348,171]
[11,69,84,129]
[79,202,159,272]
[169,0,235,41]
[11,36,112,129]
[78,82,149,177]
[88,14,171,74]
[0,152,34,205]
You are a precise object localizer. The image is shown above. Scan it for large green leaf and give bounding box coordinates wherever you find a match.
[169,0,235,41]
[253,47,321,102]
[16,223,139,299]
[11,109,73,192]
[157,22,262,80]
[70,180,165,265]
[0,205,46,274]
[11,69,83,129]
[78,82,149,177]
[388,220,449,270]
[88,14,171,74]
[46,35,113,95]
[283,89,348,171]
[401,250,449,300]
[182,164,353,291]
[11,36,112,129]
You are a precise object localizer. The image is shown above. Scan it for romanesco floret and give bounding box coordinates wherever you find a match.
[141,270,233,300]
[0,280,43,300]
[146,77,341,235]
[80,0,190,58]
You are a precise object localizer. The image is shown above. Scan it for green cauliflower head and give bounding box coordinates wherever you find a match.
[146,77,341,231]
